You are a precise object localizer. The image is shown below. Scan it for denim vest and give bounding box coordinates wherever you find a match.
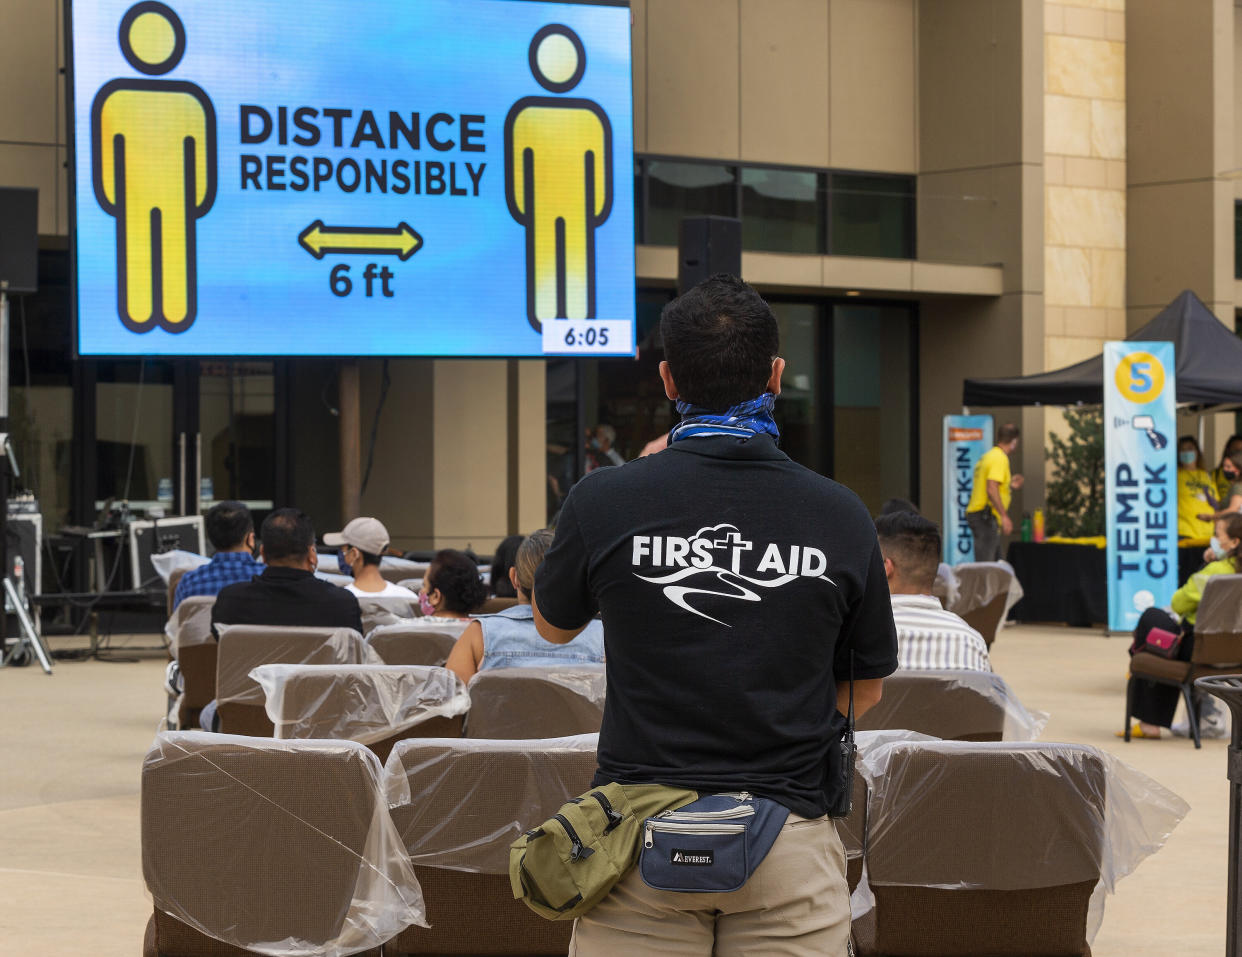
[478,604,605,672]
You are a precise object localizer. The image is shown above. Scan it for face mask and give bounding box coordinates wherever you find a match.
[1210,536,1224,558]
[1226,469,1240,482]
[1179,451,1197,467]
[589,438,601,450]
[418,591,437,617]
[336,549,354,577]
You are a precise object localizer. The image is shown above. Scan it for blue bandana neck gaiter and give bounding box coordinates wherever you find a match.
[668,392,781,444]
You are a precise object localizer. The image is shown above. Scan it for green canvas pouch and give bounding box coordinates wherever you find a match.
[509,782,697,920]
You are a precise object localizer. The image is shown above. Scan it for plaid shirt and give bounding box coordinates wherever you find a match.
[173,551,264,609]
[890,594,992,673]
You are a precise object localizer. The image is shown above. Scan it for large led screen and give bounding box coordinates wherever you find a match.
[69,0,635,357]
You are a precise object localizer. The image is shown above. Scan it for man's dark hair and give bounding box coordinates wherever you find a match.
[259,508,315,563]
[660,274,779,412]
[427,548,488,613]
[490,534,523,597]
[997,423,1021,444]
[205,501,253,551]
[875,511,942,593]
[356,549,381,567]
[879,498,920,517]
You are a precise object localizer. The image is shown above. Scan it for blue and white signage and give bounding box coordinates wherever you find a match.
[1104,341,1177,632]
[942,415,993,565]
[69,0,635,357]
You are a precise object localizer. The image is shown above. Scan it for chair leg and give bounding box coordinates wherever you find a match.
[1124,676,1135,742]
[1181,683,1202,749]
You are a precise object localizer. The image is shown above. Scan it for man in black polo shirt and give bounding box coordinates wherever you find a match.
[534,275,898,956]
[211,507,363,635]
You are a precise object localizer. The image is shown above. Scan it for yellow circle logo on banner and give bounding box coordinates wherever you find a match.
[1115,351,1166,404]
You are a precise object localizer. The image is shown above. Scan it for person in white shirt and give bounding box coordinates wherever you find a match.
[324,516,418,599]
[875,510,991,673]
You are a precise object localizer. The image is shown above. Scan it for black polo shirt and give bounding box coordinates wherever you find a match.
[535,434,898,818]
[211,565,363,636]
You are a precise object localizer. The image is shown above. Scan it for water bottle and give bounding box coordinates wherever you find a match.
[1020,513,1033,543]
[157,477,173,503]
[1033,508,1045,543]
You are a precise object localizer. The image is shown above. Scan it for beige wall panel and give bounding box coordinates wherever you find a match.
[1045,185,1124,249]
[821,256,911,291]
[1236,10,1242,199]
[738,0,829,167]
[741,251,827,290]
[358,359,436,550]
[918,0,1025,173]
[1127,0,1217,185]
[646,0,739,159]
[909,261,1004,296]
[635,244,677,280]
[0,144,60,235]
[630,0,647,153]
[517,359,547,535]
[1045,35,1123,100]
[432,360,511,551]
[918,164,1028,288]
[828,0,915,172]
[1045,95,1092,157]
[1128,180,1223,314]
[0,0,58,144]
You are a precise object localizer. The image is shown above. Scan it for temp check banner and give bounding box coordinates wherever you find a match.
[1103,341,1177,632]
[69,0,635,357]
[942,415,993,565]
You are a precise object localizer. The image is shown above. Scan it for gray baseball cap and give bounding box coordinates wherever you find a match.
[323,517,390,555]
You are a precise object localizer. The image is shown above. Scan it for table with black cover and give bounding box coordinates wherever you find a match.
[1006,542,1205,628]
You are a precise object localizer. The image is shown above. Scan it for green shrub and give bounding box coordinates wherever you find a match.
[1046,407,1105,537]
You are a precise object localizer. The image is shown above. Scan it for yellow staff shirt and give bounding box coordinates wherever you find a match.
[1177,467,1215,540]
[966,446,1012,522]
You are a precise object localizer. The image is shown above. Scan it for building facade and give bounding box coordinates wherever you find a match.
[1,0,1238,555]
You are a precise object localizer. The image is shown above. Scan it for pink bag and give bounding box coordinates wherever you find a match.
[1144,626,1182,659]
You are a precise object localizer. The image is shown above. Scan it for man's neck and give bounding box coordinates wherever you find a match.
[218,546,251,555]
[352,567,388,592]
[266,559,311,572]
[889,582,933,597]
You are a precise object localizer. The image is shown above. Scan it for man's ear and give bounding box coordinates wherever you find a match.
[882,555,896,582]
[258,544,267,563]
[307,544,318,572]
[766,357,785,397]
[659,360,680,402]
[509,566,521,592]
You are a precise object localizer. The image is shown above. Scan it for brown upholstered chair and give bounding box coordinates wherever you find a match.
[836,761,869,894]
[947,562,1021,647]
[1126,573,1242,748]
[167,597,216,731]
[141,733,420,957]
[358,596,421,633]
[856,670,1036,742]
[855,741,1107,957]
[464,666,606,739]
[214,625,372,736]
[252,663,468,762]
[479,596,519,614]
[366,624,463,666]
[383,734,598,956]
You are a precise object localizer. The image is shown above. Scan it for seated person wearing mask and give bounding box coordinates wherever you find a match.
[212,508,363,635]
[172,501,262,609]
[418,549,488,622]
[876,510,991,673]
[1215,449,1242,519]
[446,529,604,684]
[324,516,417,599]
[1214,435,1242,504]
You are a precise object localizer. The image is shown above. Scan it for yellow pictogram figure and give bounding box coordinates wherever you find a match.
[91,2,216,333]
[505,24,613,332]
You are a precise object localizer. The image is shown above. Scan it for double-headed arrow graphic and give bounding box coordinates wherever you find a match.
[298,220,423,260]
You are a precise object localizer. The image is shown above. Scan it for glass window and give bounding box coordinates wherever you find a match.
[94,360,176,506]
[198,361,276,505]
[832,304,914,513]
[741,168,823,254]
[770,302,823,470]
[644,160,737,246]
[829,173,915,259]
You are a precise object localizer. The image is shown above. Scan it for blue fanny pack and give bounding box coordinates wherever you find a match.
[638,792,790,893]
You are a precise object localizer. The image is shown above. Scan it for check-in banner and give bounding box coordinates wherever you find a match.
[1103,341,1177,632]
[942,415,993,565]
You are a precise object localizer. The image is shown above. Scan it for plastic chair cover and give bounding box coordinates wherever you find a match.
[383,733,599,873]
[464,666,607,739]
[856,739,1188,941]
[365,627,459,668]
[377,556,428,584]
[142,731,426,956]
[932,562,961,610]
[251,664,470,745]
[951,560,1025,617]
[357,596,420,633]
[165,595,215,656]
[151,549,210,584]
[215,625,377,709]
[856,669,1048,741]
[370,618,473,639]
[1194,573,1242,635]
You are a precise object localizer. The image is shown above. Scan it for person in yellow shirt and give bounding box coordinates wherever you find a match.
[1175,436,1216,540]
[964,423,1024,562]
[1212,434,1242,503]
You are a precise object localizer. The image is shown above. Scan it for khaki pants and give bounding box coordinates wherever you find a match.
[570,814,851,957]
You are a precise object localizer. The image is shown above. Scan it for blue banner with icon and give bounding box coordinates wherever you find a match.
[942,415,994,565]
[1104,341,1177,632]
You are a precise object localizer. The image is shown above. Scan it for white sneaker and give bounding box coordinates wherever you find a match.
[163,660,183,697]
[1200,709,1230,740]
[1170,719,1190,738]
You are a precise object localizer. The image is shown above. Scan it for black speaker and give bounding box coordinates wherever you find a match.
[677,216,741,295]
[0,187,38,293]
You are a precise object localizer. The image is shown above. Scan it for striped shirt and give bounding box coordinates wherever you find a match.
[890,594,992,673]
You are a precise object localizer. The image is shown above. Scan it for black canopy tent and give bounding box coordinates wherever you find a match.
[963,290,1242,408]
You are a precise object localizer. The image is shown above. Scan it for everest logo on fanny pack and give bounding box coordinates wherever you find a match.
[631,523,836,626]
